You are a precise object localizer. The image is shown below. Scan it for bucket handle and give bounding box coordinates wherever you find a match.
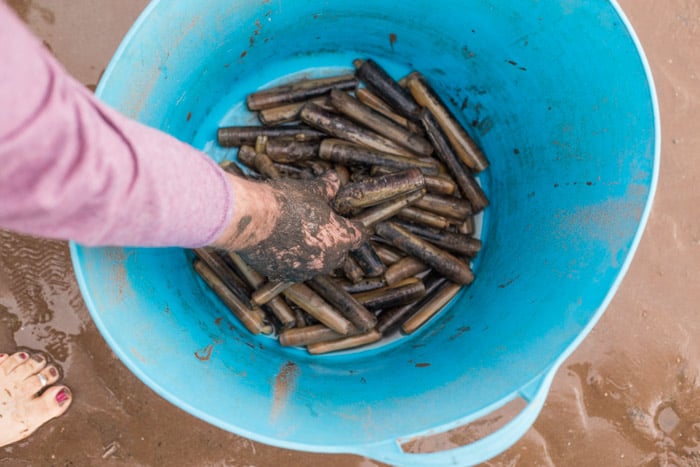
[357,367,557,467]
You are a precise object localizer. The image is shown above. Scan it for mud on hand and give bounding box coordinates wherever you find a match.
[236,172,366,282]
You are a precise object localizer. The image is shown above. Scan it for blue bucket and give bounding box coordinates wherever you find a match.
[70,1,659,465]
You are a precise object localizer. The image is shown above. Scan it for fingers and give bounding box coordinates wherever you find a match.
[338,216,366,250]
[314,171,341,200]
[315,171,366,248]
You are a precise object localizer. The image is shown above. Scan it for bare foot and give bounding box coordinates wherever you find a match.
[0,351,72,447]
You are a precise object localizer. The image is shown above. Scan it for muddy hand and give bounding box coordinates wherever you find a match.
[212,172,365,282]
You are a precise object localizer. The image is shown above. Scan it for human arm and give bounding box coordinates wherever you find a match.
[0,3,363,279]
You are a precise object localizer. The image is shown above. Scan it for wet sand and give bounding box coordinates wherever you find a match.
[2,0,698,465]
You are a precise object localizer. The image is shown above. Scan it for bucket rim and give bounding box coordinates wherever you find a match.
[71,0,662,455]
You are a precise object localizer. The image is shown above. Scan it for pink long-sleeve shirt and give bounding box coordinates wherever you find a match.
[0,3,235,247]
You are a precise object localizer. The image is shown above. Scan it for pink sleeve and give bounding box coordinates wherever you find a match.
[0,4,235,248]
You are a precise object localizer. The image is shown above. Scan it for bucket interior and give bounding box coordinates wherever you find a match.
[72,0,657,452]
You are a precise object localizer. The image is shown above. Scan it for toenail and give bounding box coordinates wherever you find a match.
[49,367,58,377]
[18,352,28,360]
[56,388,71,405]
[31,354,44,363]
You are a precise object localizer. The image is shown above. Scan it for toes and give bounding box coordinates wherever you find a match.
[17,385,72,438]
[8,353,47,380]
[21,364,61,396]
[0,351,30,376]
[42,364,61,386]
[38,385,72,415]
